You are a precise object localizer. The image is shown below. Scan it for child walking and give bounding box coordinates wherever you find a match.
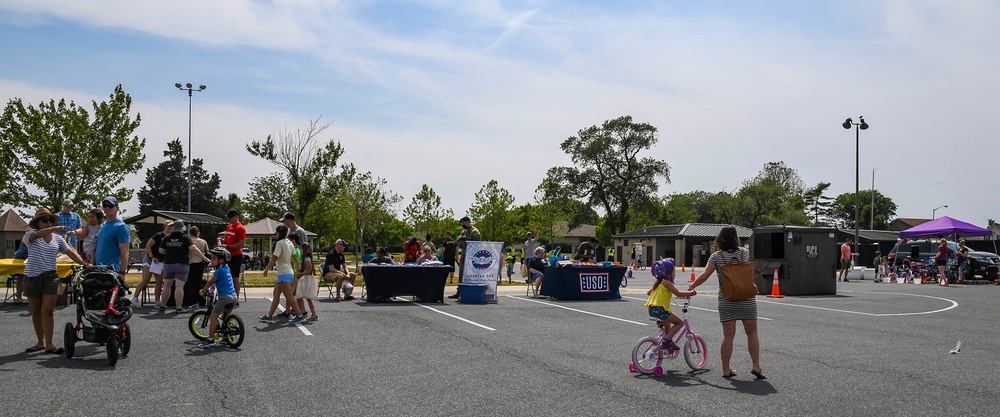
[295,243,319,321]
[645,258,695,351]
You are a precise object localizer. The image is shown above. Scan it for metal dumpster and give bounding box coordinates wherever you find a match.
[752,225,838,296]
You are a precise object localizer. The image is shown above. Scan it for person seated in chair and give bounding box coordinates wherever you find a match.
[323,239,357,300]
[369,247,394,265]
[417,245,438,265]
[527,247,548,297]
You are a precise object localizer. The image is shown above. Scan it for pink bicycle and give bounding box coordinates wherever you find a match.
[629,295,707,376]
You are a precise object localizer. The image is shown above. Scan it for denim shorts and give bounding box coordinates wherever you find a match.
[530,272,543,282]
[648,306,672,321]
[276,273,294,283]
[24,271,60,298]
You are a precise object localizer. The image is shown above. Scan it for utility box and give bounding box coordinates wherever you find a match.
[752,225,839,296]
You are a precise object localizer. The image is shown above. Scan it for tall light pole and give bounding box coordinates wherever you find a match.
[843,116,868,258]
[871,168,877,230]
[175,82,206,213]
[933,205,948,219]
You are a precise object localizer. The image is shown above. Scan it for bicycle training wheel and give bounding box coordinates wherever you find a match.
[631,337,662,375]
[224,314,245,348]
[684,335,708,370]
[188,311,211,341]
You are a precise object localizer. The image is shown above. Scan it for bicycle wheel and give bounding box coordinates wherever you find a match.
[620,274,628,287]
[224,314,245,348]
[106,335,120,367]
[188,311,211,341]
[630,337,662,375]
[684,335,708,370]
[120,324,131,357]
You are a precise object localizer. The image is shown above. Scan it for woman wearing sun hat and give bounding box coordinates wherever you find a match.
[22,208,89,354]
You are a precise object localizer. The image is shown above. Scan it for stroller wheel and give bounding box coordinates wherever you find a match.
[106,335,120,367]
[63,323,76,359]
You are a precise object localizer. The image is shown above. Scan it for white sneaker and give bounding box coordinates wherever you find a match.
[154,301,161,310]
[199,339,221,349]
[129,297,141,307]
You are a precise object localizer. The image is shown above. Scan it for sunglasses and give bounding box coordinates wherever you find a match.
[102,203,116,208]
[423,250,432,253]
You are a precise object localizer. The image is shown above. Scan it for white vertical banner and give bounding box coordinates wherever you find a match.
[463,241,503,303]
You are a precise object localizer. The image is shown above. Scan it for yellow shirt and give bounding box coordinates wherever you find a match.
[644,283,673,311]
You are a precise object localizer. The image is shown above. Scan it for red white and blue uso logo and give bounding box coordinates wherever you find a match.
[579,272,609,293]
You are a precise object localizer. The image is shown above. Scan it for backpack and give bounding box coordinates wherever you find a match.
[716,249,758,301]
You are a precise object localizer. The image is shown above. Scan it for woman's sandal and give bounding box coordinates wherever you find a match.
[751,369,768,380]
[722,371,737,378]
[25,346,44,352]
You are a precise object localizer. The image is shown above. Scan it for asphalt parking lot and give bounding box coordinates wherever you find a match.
[2,269,999,417]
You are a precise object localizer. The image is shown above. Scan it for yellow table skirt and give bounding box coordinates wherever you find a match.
[0,259,78,278]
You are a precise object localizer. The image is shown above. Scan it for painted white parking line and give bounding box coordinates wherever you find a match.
[407,301,496,331]
[506,296,648,325]
[754,292,958,317]
[265,298,313,336]
[620,296,773,321]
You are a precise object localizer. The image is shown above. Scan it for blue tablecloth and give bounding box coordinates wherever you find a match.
[539,266,625,300]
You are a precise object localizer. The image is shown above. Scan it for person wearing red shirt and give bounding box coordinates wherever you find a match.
[223,208,247,298]
[838,238,857,282]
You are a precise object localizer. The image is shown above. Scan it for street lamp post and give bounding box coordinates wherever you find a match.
[843,116,869,259]
[933,205,948,219]
[175,82,206,213]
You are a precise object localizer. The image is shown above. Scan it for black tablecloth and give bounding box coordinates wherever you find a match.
[539,266,625,300]
[361,265,452,303]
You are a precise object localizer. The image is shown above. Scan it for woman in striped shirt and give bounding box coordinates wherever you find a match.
[688,226,766,380]
[22,208,89,354]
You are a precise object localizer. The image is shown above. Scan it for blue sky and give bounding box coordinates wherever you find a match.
[2,0,998,226]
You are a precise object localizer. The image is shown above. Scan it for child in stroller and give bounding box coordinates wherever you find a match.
[64,266,134,366]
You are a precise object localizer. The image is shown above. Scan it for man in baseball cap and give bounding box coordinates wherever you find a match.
[57,198,82,247]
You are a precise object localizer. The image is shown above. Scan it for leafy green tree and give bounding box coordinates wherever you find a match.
[243,173,293,223]
[335,164,402,267]
[0,84,145,209]
[662,193,701,225]
[246,117,344,228]
[595,216,612,246]
[0,137,21,206]
[370,216,414,250]
[468,179,516,242]
[547,116,670,236]
[803,182,834,226]
[626,198,665,231]
[732,161,807,228]
[137,138,223,214]
[830,190,897,230]
[404,184,454,238]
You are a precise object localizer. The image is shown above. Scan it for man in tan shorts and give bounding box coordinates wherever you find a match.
[323,239,357,300]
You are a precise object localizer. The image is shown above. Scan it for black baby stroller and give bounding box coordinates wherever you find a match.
[63,266,134,366]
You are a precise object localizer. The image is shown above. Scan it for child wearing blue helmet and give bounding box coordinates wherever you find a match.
[645,258,695,351]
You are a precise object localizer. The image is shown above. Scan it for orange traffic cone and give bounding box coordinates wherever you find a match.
[681,264,686,272]
[766,269,785,298]
[689,271,696,282]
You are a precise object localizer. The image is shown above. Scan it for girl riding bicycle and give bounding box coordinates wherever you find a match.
[645,258,695,351]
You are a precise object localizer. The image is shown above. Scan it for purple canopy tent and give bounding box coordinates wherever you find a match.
[894,216,997,261]
[899,216,993,238]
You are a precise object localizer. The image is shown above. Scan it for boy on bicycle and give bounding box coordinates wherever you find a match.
[645,258,695,351]
[198,248,238,348]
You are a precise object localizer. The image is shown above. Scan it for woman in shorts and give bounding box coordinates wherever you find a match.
[935,238,950,286]
[22,208,89,354]
[159,220,210,313]
[260,225,306,324]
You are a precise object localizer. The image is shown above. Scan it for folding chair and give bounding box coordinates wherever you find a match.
[320,272,337,298]
[4,275,20,303]
[239,264,247,302]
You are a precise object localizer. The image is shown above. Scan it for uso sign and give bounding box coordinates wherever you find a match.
[579,272,610,293]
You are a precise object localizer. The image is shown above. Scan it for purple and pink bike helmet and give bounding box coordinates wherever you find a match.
[652,258,675,282]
